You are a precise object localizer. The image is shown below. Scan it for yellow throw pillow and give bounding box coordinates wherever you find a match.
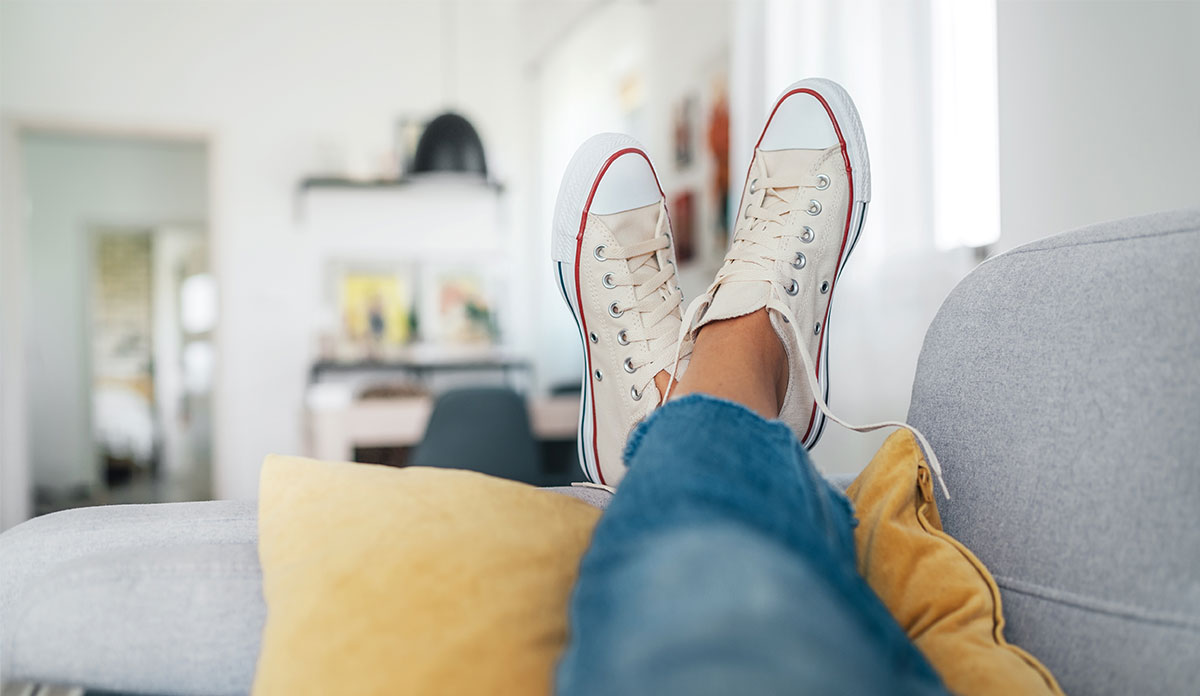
[253,456,601,696]
[846,431,1064,696]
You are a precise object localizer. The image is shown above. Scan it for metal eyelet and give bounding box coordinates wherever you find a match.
[617,329,630,346]
[786,279,800,296]
[800,226,815,243]
[630,385,643,401]
[602,273,616,289]
[623,357,637,374]
[820,280,830,294]
[792,252,806,270]
[594,369,603,381]
[806,200,822,216]
[609,302,623,318]
[743,205,751,220]
[816,174,831,190]
[593,245,607,261]
[814,322,822,335]
[748,178,759,194]
[588,332,598,343]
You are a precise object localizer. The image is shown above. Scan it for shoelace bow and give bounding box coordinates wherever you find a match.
[602,202,684,400]
[667,173,951,498]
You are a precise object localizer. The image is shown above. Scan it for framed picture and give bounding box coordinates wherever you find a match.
[670,190,696,264]
[674,94,697,169]
[418,265,501,346]
[325,261,417,359]
[706,74,731,246]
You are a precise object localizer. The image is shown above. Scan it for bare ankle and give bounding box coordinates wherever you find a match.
[669,309,789,419]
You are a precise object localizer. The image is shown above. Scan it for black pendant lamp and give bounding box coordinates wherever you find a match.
[411,112,488,178]
[409,0,489,183]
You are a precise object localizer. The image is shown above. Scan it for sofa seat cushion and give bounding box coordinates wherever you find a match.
[0,500,264,695]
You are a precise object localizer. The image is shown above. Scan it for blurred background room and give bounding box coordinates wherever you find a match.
[2,0,1198,529]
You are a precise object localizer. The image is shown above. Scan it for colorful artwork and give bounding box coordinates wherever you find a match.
[340,271,414,350]
[707,76,731,245]
[670,190,696,264]
[674,94,697,169]
[432,270,497,345]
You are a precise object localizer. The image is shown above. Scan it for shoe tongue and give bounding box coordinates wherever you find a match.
[699,277,771,326]
[594,202,662,249]
[756,146,837,182]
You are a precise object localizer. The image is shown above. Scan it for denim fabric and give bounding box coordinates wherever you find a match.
[557,394,949,696]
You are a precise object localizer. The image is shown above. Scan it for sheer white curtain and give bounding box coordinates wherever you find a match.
[736,0,1000,257]
[732,0,999,474]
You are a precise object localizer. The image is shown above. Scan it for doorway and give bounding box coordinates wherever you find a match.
[18,130,213,513]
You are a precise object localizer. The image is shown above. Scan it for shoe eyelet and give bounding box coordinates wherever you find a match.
[806,200,822,216]
[623,357,637,374]
[781,315,790,324]
[786,279,800,296]
[617,329,630,346]
[820,280,830,294]
[792,252,806,270]
[814,322,822,335]
[593,245,607,261]
[743,205,751,220]
[816,174,830,190]
[609,302,623,318]
[594,369,603,381]
[588,331,598,344]
[630,385,643,401]
[800,226,815,243]
[749,177,759,194]
[602,273,616,289]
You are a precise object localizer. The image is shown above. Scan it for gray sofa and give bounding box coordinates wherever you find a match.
[2,210,1197,695]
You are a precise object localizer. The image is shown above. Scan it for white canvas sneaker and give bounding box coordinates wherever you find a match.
[677,78,949,496]
[552,134,684,487]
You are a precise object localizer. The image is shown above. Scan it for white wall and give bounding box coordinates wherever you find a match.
[995,0,1200,251]
[1,0,535,502]
[0,121,31,527]
[20,133,208,493]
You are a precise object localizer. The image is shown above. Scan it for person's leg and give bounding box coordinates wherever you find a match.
[556,309,947,696]
[666,310,788,419]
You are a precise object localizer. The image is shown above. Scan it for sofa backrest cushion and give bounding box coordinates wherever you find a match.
[907,209,1200,696]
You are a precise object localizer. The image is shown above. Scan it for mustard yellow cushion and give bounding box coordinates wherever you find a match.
[253,456,601,696]
[846,431,1064,696]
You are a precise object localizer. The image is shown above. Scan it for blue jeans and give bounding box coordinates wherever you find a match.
[556,395,949,696]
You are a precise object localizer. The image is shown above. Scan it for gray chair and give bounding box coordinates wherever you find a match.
[409,386,544,485]
[1,209,1197,695]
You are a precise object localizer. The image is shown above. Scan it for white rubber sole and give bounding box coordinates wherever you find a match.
[757,78,871,449]
[551,133,661,484]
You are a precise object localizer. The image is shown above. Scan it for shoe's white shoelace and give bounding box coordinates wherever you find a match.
[667,176,951,498]
[602,202,685,401]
